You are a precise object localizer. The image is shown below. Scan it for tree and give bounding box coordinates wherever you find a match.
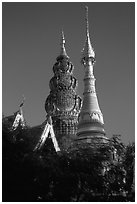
[2,118,135,201]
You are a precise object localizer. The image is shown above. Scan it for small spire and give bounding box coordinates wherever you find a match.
[19,95,25,108]
[59,29,69,59]
[81,6,95,64]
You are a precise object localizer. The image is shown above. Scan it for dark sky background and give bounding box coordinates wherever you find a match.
[2,2,135,144]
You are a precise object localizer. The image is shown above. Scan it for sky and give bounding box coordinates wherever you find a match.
[2,2,135,144]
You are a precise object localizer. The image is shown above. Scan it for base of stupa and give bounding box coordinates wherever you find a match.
[75,135,109,147]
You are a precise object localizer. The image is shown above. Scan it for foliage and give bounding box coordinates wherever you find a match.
[2,117,135,201]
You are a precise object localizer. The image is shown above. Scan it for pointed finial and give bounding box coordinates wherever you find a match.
[19,95,25,108]
[85,6,89,37]
[81,6,95,64]
[60,29,65,48]
[59,29,69,59]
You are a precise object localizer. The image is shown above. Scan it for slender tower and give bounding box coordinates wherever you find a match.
[77,7,108,144]
[45,31,82,149]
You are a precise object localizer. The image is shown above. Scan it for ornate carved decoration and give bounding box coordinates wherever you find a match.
[45,35,82,137]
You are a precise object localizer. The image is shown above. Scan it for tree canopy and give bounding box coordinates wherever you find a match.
[2,116,135,201]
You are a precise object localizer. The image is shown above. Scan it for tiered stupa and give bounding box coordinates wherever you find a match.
[77,7,108,145]
[45,31,82,149]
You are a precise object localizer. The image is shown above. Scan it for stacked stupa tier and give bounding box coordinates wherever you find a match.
[45,31,82,148]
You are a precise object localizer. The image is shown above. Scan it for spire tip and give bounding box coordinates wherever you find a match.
[85,6,89,36]
[57,29,69,60]
[81,6,95,64]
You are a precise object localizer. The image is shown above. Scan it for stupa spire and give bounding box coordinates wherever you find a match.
[81,6,95,65]
[77,6,107,145]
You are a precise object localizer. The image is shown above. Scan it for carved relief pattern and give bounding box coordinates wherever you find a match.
[45,56,82,136]
[79,111,104,124]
